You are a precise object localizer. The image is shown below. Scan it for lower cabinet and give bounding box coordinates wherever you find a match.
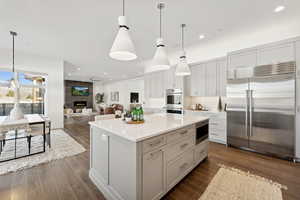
[142,149,165,200]
[166,149,194,190]
[209,113,227,144]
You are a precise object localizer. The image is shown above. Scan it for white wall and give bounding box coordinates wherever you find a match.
[0,49,64,129]
[94,77,144,110]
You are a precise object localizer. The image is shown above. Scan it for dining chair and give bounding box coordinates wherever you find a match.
[27,120,51,154]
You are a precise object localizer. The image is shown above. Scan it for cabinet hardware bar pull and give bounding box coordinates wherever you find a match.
[180,130,188,135]
[149,139,162,147]
[180,143,188,149]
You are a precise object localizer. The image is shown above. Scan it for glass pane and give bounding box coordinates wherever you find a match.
[0,70,13,85]
[18,72,46,86]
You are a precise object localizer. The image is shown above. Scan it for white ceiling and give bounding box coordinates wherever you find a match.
[0,0,300,82]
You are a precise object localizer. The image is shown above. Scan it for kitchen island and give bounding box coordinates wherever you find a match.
[89,113,209,200]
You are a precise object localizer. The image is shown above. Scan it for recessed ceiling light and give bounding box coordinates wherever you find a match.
[274,5,285,13]
[103,72,108,75]
[77,67,81,70]
[68,73,71,76]
[199,34,205,40]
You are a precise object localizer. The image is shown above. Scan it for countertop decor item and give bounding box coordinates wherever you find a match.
[125,120,145,124]
[175,24,191,76]
[145,2,170,73]
[110,0,137,61]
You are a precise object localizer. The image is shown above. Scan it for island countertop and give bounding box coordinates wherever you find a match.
[89,113,209,142]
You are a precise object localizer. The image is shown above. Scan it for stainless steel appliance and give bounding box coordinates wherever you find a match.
[227,61,296,160]
[166,89,183,114]
[195,119,209,145]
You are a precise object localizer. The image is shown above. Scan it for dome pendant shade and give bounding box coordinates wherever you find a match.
[110,16,137,61]
[146,38,170,73]
[175,52,191,76]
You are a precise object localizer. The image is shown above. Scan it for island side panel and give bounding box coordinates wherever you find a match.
[109,133,139,200]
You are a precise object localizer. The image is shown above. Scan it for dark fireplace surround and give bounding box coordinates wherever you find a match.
[65,80,93,111]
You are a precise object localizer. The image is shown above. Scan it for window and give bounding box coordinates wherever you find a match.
[0,70,46,116]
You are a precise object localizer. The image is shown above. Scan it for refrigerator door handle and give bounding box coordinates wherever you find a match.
[245,90,249,137]
[249,90,253,137]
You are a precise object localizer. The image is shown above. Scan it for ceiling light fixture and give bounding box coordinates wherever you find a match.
[274,5,285,13]
[9,31,24,120]
[199,34,205,40]
[175,24,191,76]
[145,2,170,73]
[110,0,137,61]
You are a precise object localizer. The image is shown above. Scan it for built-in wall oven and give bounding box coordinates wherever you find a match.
[166,89,183,114]
[195,120,209,144]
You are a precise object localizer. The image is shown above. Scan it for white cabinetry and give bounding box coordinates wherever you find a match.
[209,112,227,144]
[296,40,300,160]
[145,72,165,99]
[90,127,109,184]
[189,58,226,97]
[142,149,164,200]
[190,63,206,96]
[228,50,257,70]
[206,62,217,97]
[217,59,227,96]
[257,42,295,65]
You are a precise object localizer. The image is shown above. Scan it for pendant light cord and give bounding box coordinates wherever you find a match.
[181,25,184,51]
[10,31,17,73]
[122,0,125,16]
[159,6,162,38]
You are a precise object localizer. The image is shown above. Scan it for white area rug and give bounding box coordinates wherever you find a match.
[199,164,287,200]
[0,129,86,175]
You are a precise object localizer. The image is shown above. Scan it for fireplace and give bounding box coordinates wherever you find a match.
[74,101,87,108]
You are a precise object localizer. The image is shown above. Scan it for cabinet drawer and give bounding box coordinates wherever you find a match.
[165,137,194,162]
[166,126,195,144]
[143,135,166,154]
[194,140,208,164]
[166,149,194,189]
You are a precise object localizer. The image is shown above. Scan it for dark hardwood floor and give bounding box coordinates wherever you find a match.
[0,116,299,200]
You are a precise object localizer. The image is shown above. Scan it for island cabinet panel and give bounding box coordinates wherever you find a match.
[166,149,194,190]
[142,149,165,200]
[90,127,109,184]
[194,140,208,165]
[165,137,194,162]
[143,135,166,154]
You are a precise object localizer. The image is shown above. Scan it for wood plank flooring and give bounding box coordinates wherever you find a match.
[0,116,299,200]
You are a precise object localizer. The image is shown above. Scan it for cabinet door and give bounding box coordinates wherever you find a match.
[142,149,164,200]
[205,61,217,96]
[164,68,175,90]
[228,50,257,69]
[217,59,227,96]
[297,41,300,78]
[91,128,109,184]
[190,64,205,96]
[258,42,295,65]
[198,64,206,96]
[190,66,199,96]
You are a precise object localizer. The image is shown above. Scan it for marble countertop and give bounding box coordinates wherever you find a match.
[89,113,209,142]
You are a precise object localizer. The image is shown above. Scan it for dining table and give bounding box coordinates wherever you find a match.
[0,114,51,162]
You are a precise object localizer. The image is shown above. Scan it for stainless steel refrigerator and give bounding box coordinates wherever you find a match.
[227,61,296,160]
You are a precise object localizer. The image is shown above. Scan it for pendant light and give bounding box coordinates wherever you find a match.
[145,3,170,73]
[175,24,191,76]
[9,31,24,120]
[110,0,137,61]
[9,31,18,89]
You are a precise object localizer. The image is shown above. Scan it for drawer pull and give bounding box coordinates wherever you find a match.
[148,150,162,160]
[180,143,189,149]
[179,163,188,170]
[199,150,205,154]
[180,130,188,135]
[149,139,162,147]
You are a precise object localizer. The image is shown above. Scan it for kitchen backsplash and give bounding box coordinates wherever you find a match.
[184,96,227,112]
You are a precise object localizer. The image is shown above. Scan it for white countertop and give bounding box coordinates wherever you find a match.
[89,113,209,142]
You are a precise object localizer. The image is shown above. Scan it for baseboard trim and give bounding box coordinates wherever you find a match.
[89,169,124,200]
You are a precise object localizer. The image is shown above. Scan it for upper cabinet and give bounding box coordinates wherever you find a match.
[228,50,257,70]
[297,41,300,78]
[188,58,226,97]
[257,42,295,65]
[217,58,227,97]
